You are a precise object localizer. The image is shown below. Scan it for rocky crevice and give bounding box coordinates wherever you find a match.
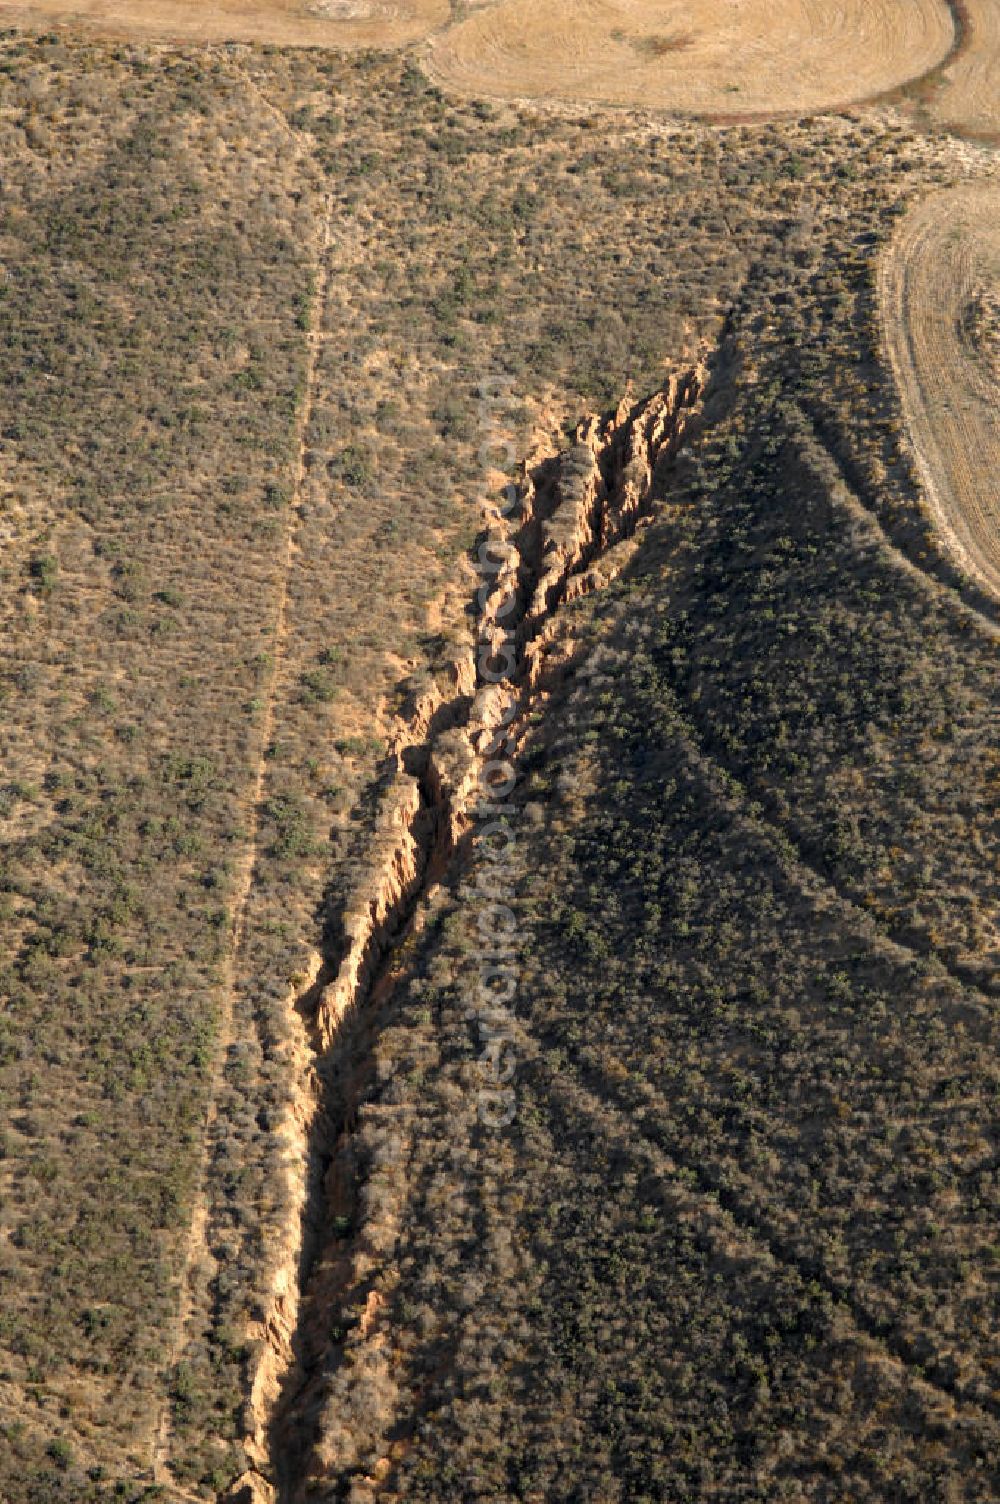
[222,364,706,1503]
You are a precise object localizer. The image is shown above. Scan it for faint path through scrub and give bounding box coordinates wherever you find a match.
[151,101,336,1484]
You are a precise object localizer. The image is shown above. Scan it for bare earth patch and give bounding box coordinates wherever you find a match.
[0,0,447,47]
[881,183,1000,600]
[929,0,1000,138]
[423,0,955,116]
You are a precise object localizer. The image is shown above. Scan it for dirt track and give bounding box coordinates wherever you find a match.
[423,0,955,115]
[880,184,1000,601]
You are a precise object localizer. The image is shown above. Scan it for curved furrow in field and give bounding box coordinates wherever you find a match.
[932,0,1000,138]
[881,184,1000,602]
[424,0,955,116]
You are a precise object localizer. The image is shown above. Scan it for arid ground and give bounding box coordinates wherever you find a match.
[0,3,996,1503]
[425,0,958,115]
[881,183,1000,598]
[0,0,448,46]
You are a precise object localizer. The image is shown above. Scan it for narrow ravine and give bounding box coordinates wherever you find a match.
[222,362,706,1504]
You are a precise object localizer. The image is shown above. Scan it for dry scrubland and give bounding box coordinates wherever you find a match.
[0,0,997,140]
[255,105,1000,1503]
[335,399,1000,1500]
[0,7,995,1504]
[0,35,763,1497]
[0,37,328,1497]
[3,0,998,129]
